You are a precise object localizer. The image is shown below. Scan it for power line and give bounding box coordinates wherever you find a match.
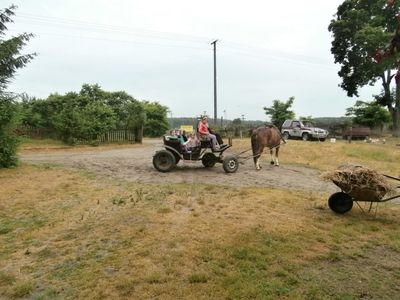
[15,12,211,44]
[12,11,336,69]
[8,29,212,52]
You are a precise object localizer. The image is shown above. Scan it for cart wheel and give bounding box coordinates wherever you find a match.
[202,153,217,168]
[223,156,239,173]
[170,151,181,164]
[153,150,176,172]
[328,192,353,214]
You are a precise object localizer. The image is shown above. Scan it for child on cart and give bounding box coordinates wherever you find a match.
[183,132,200,152]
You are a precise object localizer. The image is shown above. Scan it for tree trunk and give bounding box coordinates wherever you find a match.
[382,71,400,137]
[393,79,400,137]
[391,106,400,137]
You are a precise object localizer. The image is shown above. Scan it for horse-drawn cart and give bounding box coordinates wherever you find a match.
[153,125,285,173]
[326,165,400,214]
[152,136,239,173]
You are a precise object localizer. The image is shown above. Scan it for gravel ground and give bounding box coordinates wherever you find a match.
[20,139,337,194]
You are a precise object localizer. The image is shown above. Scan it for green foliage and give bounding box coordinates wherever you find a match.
[312,117,353,136]
[143,101,169,137]
[346,100,391,129]
[328,0,397,98]
[232,118,242,126]
[299,116,314,125]
[29,86,118,144]
[0,96,19,166]
[52,100,116,144]
[0,5,35,168]
[19,84,154,143]
[329,0,400,134]
[0,133,19,168]
[263,97,295,128]
[0,5,36,92]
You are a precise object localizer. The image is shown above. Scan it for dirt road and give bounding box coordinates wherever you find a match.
[20,140,337,194]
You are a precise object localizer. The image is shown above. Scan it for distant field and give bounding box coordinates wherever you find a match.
[1,139,400,299]
[233,137,400,174]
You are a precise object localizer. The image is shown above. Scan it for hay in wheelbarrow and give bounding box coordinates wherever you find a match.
[323,164,393,202]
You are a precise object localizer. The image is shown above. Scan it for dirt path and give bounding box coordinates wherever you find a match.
[20,140,337,194]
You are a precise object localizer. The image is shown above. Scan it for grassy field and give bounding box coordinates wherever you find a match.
[233,137,400,174]
[1,139,400,299]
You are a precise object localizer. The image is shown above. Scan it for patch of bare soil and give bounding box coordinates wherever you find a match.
[20,140,337,193]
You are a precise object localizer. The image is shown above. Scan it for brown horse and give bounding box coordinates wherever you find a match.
[251,125,283,170]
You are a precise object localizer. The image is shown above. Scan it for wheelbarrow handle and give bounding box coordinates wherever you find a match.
[382,174,400,182]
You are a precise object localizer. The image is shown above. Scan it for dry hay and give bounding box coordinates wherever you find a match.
[323,164,393,201]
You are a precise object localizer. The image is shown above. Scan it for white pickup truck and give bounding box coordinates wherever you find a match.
[281,120,328,141]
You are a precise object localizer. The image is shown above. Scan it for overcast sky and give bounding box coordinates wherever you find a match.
[6,0,382,121]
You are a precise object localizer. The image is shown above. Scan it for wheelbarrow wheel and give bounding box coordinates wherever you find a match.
[223,156,239,173]
[328,192,353,214]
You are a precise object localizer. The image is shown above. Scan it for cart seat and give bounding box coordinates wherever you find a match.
[163,136,183,153]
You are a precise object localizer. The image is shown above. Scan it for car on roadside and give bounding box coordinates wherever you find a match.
[281,119,329,141]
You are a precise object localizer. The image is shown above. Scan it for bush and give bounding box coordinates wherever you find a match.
[0,97,19,168]
[0,133,19,168]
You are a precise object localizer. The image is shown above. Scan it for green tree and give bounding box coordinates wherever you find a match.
[328,0,400,135]
[143,101,169,137]
[230,118,242,137]
[263,97,295,128]
[346,100,391,131]
[0,5,35,168]
[20,84,147,143]
[299,116,314,125]
[48,89,117,143]
[232,118,242,126]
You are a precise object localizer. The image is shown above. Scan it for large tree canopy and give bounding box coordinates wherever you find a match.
[329,0,400,135]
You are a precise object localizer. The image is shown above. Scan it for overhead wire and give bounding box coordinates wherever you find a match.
[16,12,212,44]
[12,11,336,70]
[8,29,212,52]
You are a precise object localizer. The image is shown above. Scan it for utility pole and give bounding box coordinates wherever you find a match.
[169,111,173,129]
[211,39,218,125]
[240,114,245,139]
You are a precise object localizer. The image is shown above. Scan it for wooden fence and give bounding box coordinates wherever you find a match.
[99,130,135,143]
[75,130,136,144]
[15,126,140,144]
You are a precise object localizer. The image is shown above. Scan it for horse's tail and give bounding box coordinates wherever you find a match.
[251,131,260,165]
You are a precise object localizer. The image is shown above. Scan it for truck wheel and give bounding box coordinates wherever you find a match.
[282,132,290,140]
[302,133,309,141]
[223,156,239,173]
[202,152,217,168]
[153,150,176,172]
